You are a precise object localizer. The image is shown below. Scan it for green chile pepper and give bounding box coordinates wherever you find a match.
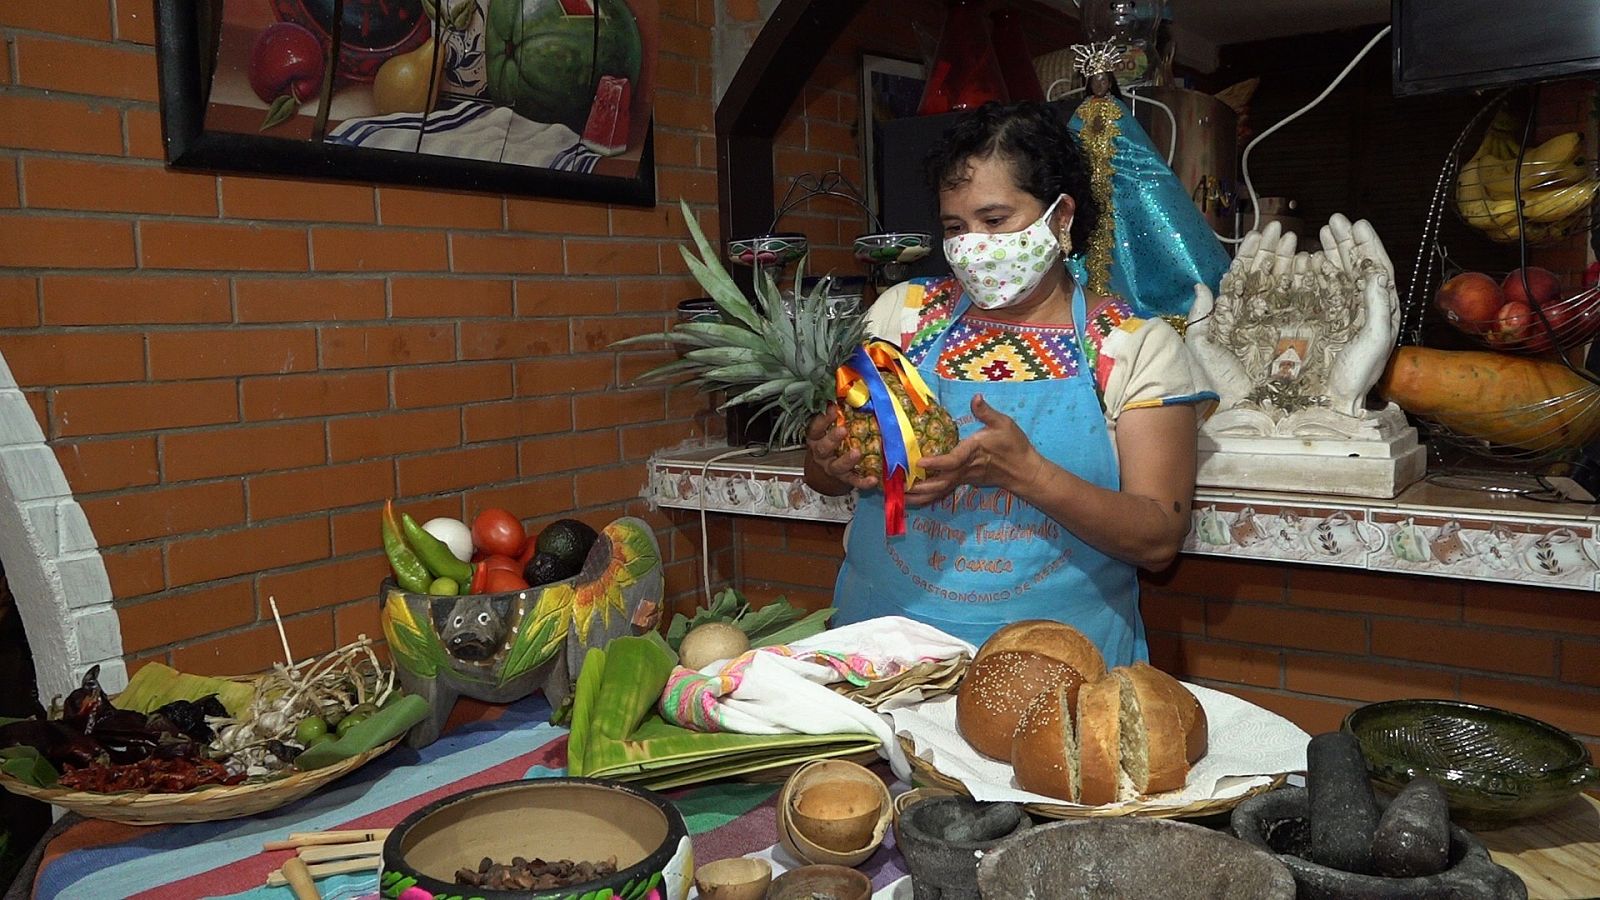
[382,501,431,594]
[401,512,472,583]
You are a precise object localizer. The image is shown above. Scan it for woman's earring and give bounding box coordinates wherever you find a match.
[1057,228,1073,258]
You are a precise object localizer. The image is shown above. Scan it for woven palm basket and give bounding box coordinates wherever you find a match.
[0,738,400,826]
[898,735,1286,820]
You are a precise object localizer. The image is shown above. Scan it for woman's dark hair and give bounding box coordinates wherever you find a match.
[924,101,1098,258]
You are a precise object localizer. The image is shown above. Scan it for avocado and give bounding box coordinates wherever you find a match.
[523,551,577,587]
[535,518,599,572]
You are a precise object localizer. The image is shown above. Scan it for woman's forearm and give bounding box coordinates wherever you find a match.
[1009,457,1189,570]
[1002,405,1198,571]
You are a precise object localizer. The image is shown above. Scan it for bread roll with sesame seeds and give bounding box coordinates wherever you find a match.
[956,650,1088,761]
[1074,675,1126,805]
[1011,684,1079,802]
[972,619,1107,680]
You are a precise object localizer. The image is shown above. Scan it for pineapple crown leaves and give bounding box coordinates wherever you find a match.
[610,200,866,444]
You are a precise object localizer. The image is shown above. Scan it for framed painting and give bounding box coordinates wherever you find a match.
[155,0,658,205]
[859,53,926,218]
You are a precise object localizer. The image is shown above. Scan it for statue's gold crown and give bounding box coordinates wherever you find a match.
[1072,41,1123,79]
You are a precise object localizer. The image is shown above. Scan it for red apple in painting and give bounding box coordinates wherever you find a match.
[1501,266,1562,309]
[1435,271,1505,334]
[249,22,325,105]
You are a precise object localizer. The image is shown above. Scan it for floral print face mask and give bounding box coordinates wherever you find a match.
[943,197,1067,310]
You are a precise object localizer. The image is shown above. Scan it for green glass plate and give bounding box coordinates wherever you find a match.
[1343,699,1600,829]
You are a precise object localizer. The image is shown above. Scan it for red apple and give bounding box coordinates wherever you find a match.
[1501,266,1562,309]
[1488,300,1535,346]
[1435,272,1505,334]
[249,22,324,105]
[1584,262,1600,289]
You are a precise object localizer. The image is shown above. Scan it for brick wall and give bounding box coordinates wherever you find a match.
[0,0,737,676]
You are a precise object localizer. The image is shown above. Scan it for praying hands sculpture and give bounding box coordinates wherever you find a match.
[1186,215,1405,439]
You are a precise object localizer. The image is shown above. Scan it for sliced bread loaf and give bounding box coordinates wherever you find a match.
[1074,675,1125,805]
[1113,664,1190,796]
[1011,684,1079,802]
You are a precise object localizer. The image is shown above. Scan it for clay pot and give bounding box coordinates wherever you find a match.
[766,864,872,900]
[897,796,1030,900]
[381,777,691,899]
[776,759,891,867]
[692,856,770,900]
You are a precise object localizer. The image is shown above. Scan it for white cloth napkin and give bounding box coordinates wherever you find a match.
[327,100,599,171]
[660,617,976,781]
[887,683,1309,809]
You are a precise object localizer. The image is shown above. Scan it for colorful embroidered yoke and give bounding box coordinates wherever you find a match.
[872,275,1217,423]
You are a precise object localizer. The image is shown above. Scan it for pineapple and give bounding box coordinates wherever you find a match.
[620,202,957,480]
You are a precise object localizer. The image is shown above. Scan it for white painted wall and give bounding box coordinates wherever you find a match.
[0,351,124,702]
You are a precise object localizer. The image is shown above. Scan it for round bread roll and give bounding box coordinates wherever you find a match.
[956,650,1086,761]
[1113,664,1190,795]
[1074,675,1124,806]
[1011,685,1079,802]
[1130,661,1208,764]
[973,620,1107,680]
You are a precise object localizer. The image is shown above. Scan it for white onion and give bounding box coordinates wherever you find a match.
[422,517,474,562]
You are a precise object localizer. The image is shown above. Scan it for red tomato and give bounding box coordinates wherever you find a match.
[481,554,520,574]
[516,536,537,567]
[483,569,530,593]
[472,508,526,558]
[469,564,488,594]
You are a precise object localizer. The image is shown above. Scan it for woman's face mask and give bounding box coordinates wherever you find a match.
[942,197,1068,310]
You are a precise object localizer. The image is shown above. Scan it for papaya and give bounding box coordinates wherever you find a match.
[1376,347,1600,451]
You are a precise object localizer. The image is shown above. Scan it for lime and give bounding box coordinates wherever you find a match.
[294,716,329,746]
[428,576,460,596]
[304,731,334,748]
[337,703,378,736]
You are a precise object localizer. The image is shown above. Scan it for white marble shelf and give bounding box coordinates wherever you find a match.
[644,443,1600,592]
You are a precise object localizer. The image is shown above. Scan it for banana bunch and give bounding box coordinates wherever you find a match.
[1456,112,1597,243]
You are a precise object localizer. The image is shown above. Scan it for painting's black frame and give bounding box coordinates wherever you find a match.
[153,0,657,206]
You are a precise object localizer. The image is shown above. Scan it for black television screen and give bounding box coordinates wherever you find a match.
[1393,0,1600,96]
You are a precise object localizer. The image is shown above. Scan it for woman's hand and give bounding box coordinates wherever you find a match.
[906,394,1045,506]
[803,404,879,495]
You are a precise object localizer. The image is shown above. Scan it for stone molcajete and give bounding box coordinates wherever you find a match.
[1231,786,1528,899]
[380,517,663,747]
[1185,216,1426,497]
[896,797,1030,900]
[976,816,1296,899]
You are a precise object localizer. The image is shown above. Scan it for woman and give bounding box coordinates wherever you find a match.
[804,101,1215,666]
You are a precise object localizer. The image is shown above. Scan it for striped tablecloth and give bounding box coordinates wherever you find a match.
[25,695,911,900]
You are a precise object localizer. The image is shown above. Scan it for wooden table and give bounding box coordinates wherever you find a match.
[1481,793,1600,900]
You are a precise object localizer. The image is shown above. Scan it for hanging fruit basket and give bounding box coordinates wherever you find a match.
[1450,103,1598,247]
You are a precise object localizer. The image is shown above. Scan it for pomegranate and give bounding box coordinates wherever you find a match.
[1434,271,1505,334]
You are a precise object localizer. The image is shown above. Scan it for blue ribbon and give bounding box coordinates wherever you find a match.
[847,344,910,483]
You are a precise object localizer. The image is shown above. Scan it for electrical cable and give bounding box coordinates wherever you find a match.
[1125,88,1179,165]
[1219,24,1393,244]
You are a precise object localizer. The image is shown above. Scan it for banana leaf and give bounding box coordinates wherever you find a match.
[0,745,58,789]
[567,637,880,786]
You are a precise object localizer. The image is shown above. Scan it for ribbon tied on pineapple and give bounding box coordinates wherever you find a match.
[835,339,940,536]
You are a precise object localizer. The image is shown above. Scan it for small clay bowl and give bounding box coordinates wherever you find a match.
[766,864,872,900]
[777,760,891,867]
[692,856,771,900]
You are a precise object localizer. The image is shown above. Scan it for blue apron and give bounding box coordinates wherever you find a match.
[833,280,1148,667]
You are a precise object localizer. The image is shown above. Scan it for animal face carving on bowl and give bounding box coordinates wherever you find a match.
[380,517,664,748]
